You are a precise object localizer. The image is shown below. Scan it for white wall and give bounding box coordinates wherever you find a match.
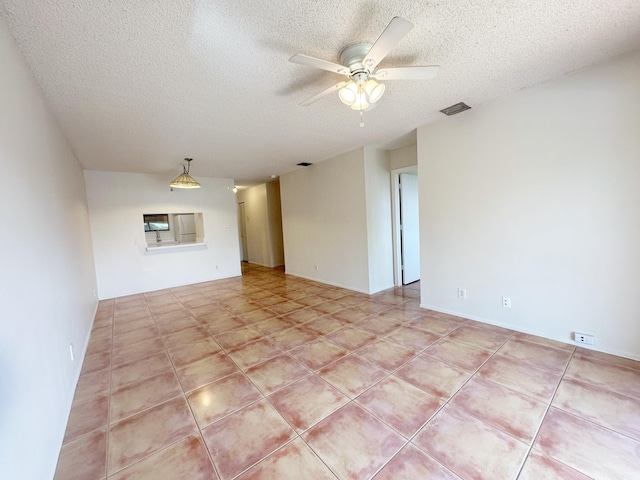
[417,49,640,360]
[85,171,241,298]
[0,16,98,480]
[281,149,371,292]
[390,143,417,169]
[266,180,285,267]
[364,147,394,292]
[281,148,394,294]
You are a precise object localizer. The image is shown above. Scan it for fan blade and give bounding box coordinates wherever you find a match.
[372,65,440,80]
[300,82,348,106]
[289,54,350,75]
[362,17,414,70]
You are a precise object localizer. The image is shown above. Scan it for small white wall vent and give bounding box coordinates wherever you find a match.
[440,102,471,116]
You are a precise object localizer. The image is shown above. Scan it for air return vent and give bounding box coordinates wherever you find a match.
[440,102,471,116]
[297,162,313,167]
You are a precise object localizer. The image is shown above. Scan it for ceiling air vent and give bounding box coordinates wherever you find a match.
[297,162,312,167]
[440,102,471,116]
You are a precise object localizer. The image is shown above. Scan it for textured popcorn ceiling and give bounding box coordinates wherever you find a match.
[1,1,640,185]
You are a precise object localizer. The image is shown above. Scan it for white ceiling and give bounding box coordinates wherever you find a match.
[1,1,639,186]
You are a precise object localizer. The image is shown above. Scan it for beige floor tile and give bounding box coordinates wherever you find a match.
[54,427,106,480]
[167,337,222,368]
[187,372,263,428]
[201,316,246,336]
[111,352,173,391]
[228,338,282,369]
[564,354,640,400]
[446,323,512,351]
[318,354,387,398]
[303,316,345,336]
[111,337,165,368]
[374,444,460,480]
[423,338,493,372]
[201,399,296,480]
[57,266,640,480]
[245,354,310,394]
[325,326,377,351]
[330,306,371,324]
[236,437,336,480]
[289,338,349,370]
[107,396,197,475]
[162,325,210,350]
[384,325,441,352]
[112,326,161,350]
[535,407,640,479]
[113,316,155,337]
[110,371,183,423]
[413,405,528,480]
[357,375,443,437]
[72,368,110,404]
[552,377,640,441]
[354,316,400,335]
[268,374,349,433]
[269,325,317,351]
[574,347,640,371]
[214,325,263,349]
[449,376,547,444]
[108,433,218,480]
[498,338,572,374]
[280,307,324,324]
[511,331,575,353]
[477,353,562,403]
[355,338,415,372]
[409,315,463,335]
[175,352,240,392]
[251,316,297,336]
[395,355,471,400]
[303,403,405,480]
[63,394,109,443]
[519,449,591,480]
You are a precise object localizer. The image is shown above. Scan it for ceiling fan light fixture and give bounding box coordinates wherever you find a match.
[364,79,385,103]
[169,158,201,189]
[351,91,369,111]
[339,82,358,105]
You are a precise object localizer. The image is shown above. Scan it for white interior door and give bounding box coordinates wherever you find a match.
[400,173,420,284]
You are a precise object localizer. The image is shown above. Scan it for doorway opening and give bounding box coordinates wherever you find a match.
[235,180,285,273]
[392,167,420,285]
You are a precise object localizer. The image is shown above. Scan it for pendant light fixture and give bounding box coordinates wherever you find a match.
[170,158,201,189]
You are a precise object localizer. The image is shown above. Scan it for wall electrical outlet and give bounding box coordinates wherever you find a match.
[502,297,511,308]
[574,332,595,345]
[314,264,318,271]
[69,343,75,361]
[457,288,466,299]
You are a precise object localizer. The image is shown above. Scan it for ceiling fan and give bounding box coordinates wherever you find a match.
[289,17,439,118]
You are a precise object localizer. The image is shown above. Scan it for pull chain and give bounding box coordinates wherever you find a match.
[360,110,364,127]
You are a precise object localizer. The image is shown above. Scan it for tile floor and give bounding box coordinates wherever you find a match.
[54,263,640,479]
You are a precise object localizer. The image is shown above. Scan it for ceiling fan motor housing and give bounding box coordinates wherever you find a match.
[339,43,373,76]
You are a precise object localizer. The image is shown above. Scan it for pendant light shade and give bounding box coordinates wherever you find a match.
[170,158,201,189]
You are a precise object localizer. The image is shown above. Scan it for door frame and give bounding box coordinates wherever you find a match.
[391,165,419,286]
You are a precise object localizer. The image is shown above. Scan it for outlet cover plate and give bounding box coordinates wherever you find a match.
[574,332,595,345]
